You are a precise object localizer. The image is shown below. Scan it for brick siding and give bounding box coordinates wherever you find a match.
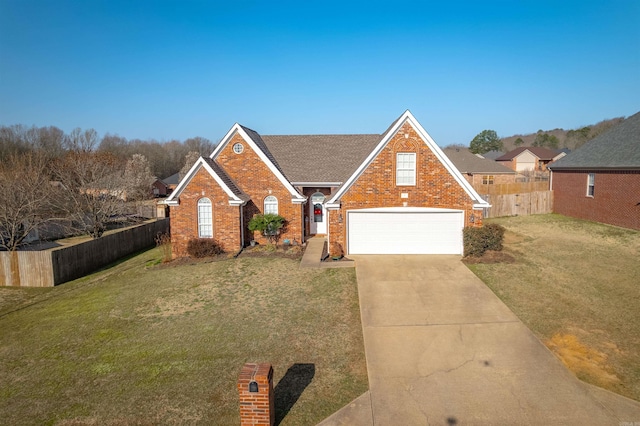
[170,167,242,258]
[329,122,482,254]
[237,363,274,426]
[553,170,640,230]
[466,173,516,186]
[215,133,303,246]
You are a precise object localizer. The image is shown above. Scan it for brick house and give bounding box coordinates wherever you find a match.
[549,111,640,230]
[496,147,566,172]
[444,147,516,187]
[152,173,179,197]
[165,110,490,257]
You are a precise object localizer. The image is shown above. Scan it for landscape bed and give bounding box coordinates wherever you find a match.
[0,247,368,425]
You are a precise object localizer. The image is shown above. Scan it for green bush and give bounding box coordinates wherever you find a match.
[248,213,285,244]
[463,223,505,257]
[186,238,224,258]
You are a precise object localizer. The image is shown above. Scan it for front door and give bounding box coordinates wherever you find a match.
[309,192,327,234]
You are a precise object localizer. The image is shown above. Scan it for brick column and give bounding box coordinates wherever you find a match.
[238,363,274,426]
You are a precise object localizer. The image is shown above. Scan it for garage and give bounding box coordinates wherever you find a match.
[347,208,464,255]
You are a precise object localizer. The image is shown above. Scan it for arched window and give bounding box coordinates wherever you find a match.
[264,196,278,215]
[197,198,213,238]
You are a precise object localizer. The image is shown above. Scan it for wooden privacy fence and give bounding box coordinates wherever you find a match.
[473,181,549,195]
[483,191,553,218]
[0,219,169,287]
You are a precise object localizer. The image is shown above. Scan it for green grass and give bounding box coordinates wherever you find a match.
[0,248,367,425]
[467,214,640,401]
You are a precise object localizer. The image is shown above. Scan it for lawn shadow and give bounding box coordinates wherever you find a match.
[274,363,315,425]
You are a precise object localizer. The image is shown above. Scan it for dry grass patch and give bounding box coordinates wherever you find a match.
[0,248,367,425]
[467,214,640,401]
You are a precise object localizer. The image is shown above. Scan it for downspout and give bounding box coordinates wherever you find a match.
[549,169,553,191]
[235,204,244,258]
[326,209,330,248]
[240,204,244,249]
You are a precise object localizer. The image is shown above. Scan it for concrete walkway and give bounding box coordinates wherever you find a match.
[299,236,354,269]
[319,255,640,425]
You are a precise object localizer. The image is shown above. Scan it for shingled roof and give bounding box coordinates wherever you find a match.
[444,148,515,174]
[202,158,250,202]
[549,111,640,170]
[262,134,382,183]
[496,146,563,161]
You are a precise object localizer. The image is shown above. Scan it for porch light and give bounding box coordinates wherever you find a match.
[470,213,475,223]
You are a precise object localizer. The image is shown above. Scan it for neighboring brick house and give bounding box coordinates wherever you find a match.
[549,111,640,230]
[165,111,490,257]
[152,173,179,197]
[444,148,516,187]
[496,147,566,172]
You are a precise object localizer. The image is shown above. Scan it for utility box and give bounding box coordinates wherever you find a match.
[238,363,274,426]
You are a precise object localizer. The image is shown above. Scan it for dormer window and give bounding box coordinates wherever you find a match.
[396,153,416,186]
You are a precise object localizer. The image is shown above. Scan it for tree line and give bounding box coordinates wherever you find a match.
[0,124,216,251]
[0,124,215,178]
[468,116,625,154]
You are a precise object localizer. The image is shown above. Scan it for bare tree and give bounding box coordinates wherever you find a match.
[179,151,201,180]
[184,136,214,156]
[98,133,129,156]
[65,128,98,152]
[54,151,127,238]
[0,153,57,250]
[124,154,156,201]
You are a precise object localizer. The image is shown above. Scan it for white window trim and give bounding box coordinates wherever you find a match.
[197,198,213,238]
[264,195,278,215]
[233,143,244,154]
[396,152,416,186]
[587,173,595,197]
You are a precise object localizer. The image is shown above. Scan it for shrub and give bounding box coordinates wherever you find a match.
[155,232,172,263]
[463,224,505,257]
[248,213,285,244]
[329,241,344,258]
[186,238,224,258]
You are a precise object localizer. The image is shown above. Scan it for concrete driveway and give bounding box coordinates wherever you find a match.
[320,255,640,425]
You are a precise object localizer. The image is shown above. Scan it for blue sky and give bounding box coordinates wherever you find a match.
[1,0,638,146]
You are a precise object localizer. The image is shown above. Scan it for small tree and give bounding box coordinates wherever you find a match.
[179,151,201,180]
[53,151,127,238]
[124,154,156,201]
[0,153,57,250]
[470,130,503,154]
[248,214,285,244]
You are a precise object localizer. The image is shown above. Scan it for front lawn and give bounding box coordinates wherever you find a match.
[0,248,367,424]
[467,214,640,401]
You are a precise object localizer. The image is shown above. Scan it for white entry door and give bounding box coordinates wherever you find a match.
[309,192,327,234]
[347,208,464,255]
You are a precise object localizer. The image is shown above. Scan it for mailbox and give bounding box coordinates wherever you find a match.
[313,203,323,222]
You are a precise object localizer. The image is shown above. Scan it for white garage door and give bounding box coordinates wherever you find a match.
[347,208,464,255]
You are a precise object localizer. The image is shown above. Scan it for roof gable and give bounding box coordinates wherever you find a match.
[549,111,640,170]
[327,110,489,208]
[209,123,306,203]
[496,146,563,161]
[164,157,249,206]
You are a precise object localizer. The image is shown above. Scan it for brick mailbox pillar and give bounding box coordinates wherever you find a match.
[238,363,274,426]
